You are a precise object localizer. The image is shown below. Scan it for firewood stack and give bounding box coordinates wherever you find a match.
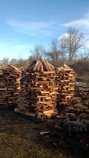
[56,64,75,106]
[15,60,57,119]
[0,65,21,106]
[76,83,89,110]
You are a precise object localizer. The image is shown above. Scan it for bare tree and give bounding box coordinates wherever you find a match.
[31,45,45,60]
[61,27,84,64]
[9,58,18,65]
[60,37,67,64]
[1,57,9,64]
[46,39,61,67]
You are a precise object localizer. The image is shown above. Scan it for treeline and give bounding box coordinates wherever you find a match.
[0,27,89,76]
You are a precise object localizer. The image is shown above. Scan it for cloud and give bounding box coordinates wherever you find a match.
[63,12,89,30]
[85,41,89,49]
[58,33,69,40]
[63,19,89,29]
[7,19,56,36]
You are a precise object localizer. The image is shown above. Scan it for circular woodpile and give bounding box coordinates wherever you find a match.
[56,64,75,106]
[16,60,57,119]
[0,65,21,106]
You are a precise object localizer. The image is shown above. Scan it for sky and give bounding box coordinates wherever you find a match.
[0,0,89,59]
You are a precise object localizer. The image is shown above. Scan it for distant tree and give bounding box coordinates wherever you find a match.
[61,27,84,64]
[46,39,61,67]
[16,58,27,68]
[1,57,9,64]
[82,47,89,61]
[59,37,67,64]
[9,58,18,65]
[31,45,45,60]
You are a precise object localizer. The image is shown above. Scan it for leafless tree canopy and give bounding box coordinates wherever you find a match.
[31,45,45,60]
[61,27,84,64]
[46,39,62,67]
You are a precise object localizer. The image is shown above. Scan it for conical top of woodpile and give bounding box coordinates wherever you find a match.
[25,60,55,72]
[58,64,74,72]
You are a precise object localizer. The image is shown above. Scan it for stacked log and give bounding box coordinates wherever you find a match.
[78,83,89,99]
[17,70,30,113]
[72,82,89,111]
[0,65,21,106]
[56,64,75,106]
[15,60,57,119]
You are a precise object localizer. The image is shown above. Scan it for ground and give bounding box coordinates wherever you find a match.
[0,108,88,158]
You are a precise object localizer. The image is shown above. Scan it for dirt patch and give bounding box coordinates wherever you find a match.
[0,109,88,158]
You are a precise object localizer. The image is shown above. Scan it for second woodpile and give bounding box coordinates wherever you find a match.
[71,82,89,112]
[15,60,57,119]
[56,64,75,107]
[0,65,21,106]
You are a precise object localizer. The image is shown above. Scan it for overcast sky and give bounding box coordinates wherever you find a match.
[0,0,89,59]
